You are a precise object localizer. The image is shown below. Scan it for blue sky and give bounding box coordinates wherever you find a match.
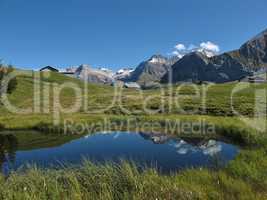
[0,0,267,70]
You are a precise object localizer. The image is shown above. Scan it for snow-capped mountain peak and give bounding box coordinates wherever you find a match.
[113,68,134,81]
[196,48,217,58]
[148,55,168,64]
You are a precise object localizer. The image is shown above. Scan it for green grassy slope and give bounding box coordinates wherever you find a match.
[0,70,266,117]
[0,71,265,147]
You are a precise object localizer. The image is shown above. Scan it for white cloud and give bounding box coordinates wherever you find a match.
[196,42,220,57]
[200,41,220,53]
[171,41,220,58]
[174,44,186,51]
[177,148,188,155]
[171,43,187,58]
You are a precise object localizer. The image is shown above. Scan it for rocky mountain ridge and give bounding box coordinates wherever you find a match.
[62,28,267,85]
[162,28,267,83]
[125,54,180,86]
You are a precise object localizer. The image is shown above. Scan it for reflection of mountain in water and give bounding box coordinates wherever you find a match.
[172,139,222,156]
[139,132,171,144]
[0,131,233,176]
[0,134,18,175]
[139,132,222,156]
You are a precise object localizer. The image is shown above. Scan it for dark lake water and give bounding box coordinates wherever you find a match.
[0,131,239,175]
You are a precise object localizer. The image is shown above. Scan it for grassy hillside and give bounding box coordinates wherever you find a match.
[0,70,266,117]
[0,70,265,147]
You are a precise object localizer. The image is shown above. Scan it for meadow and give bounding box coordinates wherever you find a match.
[0,71,265,117]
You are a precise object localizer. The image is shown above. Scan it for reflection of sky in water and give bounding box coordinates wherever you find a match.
[1,132,239,175]
[170,139,223,156]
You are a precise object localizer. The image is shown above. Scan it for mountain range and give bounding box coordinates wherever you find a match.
[66,65,134,85]
[63,28,267,86]
[124,55,179,88]
[162,28,267,83]
[73,65,113,84]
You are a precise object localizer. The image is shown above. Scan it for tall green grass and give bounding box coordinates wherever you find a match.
[0,149,266,200]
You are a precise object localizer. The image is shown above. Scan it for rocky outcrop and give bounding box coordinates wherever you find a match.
[126,55,179,86]
[234,28,267,69]
[162,51,251,83]
[75,64,113,84]
[113,68,134,81]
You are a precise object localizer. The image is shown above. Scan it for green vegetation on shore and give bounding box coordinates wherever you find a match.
[0,114,266,146]
[0,149,266,199]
